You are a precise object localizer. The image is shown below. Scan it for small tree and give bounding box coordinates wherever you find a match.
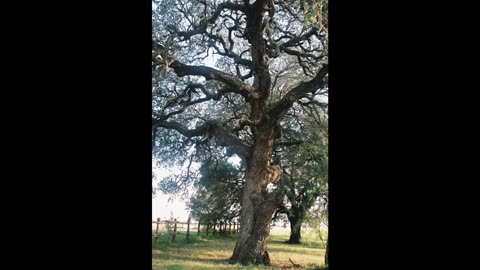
[275,114,328,244]
[189,158,243,226]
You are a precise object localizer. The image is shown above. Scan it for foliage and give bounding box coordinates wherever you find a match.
[303,0,328,29]
[188,158,244,223]
[274,112,328,243]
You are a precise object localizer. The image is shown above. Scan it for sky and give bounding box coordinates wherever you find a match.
[152,191,190,221]
[152,165,192,221]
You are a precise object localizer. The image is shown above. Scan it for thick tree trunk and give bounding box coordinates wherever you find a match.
[287,216,303,244]
[230,196,276,265]
[228,0,279,257]
[230,130,282,265]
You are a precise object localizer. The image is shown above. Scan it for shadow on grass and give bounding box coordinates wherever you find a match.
[267,245,326,255]
[154,252,230,263]
[268,238,326,249]
[153,252,236,269]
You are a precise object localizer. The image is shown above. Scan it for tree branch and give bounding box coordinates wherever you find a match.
[280,27,319,48]
[176,2,247,40]
[269,64,328,122]
[152,120,251,160]
[152,120,209,138]
[169,60,254,99]
[205,33,253,68]
[275,140,303,147]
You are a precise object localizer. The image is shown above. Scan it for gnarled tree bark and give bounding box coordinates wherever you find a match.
[230,122,284,265]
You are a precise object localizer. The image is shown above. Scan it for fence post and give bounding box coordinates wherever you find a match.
[186,217,191,240]
[197,220,201,236]
[155,218,160,242]
[172,219,177,242]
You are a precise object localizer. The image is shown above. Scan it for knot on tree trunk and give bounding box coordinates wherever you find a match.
[266,164,282,184]
[250,192,264,206]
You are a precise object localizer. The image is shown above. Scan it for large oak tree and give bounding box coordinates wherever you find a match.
[152,0,327,265]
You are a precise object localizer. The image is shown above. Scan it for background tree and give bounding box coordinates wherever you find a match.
[188,158,244,225]
[152,0,328,265]
[276,115,328,244]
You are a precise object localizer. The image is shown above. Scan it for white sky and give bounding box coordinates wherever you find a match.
[152,191,191,221]
[152,165,192,221]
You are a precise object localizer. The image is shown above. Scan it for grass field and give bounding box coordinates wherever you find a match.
[152,227,327,270]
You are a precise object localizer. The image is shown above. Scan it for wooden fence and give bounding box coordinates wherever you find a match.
[152,217,240,243]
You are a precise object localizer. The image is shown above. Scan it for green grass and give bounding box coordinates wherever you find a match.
[152,228,327,269]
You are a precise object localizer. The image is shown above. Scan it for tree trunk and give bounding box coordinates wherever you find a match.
[287,216,303,244]
[230,197,276,265]
[230,132,283,265]
[325,236,329,266]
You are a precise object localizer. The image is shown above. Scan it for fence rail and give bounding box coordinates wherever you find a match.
[152,217,240,243]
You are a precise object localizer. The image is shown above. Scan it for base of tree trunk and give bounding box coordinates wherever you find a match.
[286,239,301,244]
[287,220,302,244]
[230,250,270,266]
[230,235,271,266]
[287,234,301,245]
[230,203,274,266]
